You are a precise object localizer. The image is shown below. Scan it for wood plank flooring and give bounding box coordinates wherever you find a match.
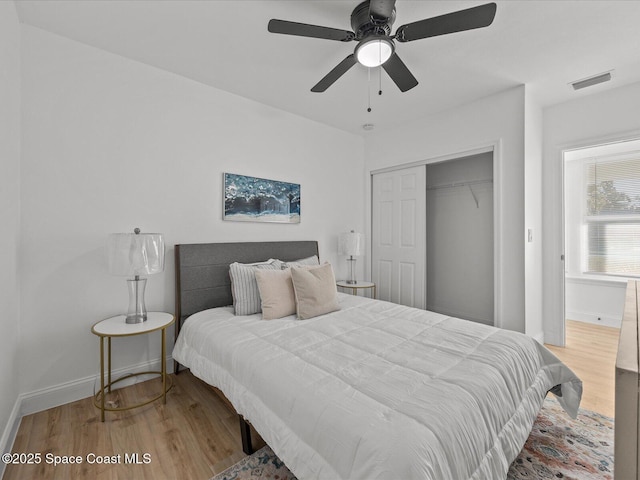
[4,319,619,480]
[546,319,619,418]
[3,372,257,480]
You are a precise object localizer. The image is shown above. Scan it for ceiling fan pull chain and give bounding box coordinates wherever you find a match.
[378,42,383,96]
[367,67,372,112]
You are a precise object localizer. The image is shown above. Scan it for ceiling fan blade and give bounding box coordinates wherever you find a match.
[395,3,497,43]
[382,53,418,92]
[311,54,357,92]
[368,0,396,22]
[268,19,355,42]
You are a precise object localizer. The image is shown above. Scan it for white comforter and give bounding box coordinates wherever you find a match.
[173,293,582,480]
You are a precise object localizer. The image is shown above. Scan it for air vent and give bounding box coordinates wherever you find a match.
[571,71,612,90]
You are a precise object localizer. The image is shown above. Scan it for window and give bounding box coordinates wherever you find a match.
[584,155,640,277]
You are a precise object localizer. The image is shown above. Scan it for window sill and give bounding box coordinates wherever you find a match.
[565,273,630,287]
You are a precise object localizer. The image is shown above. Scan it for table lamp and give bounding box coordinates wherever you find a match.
[107,228,165,324]
[338,230,364,284]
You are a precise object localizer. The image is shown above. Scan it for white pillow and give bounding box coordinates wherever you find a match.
[255,268,296,320]
[281,255,320,269]
[290,263,340,320]
[229,259,283,315]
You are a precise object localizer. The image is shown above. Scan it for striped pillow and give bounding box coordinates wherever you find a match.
[229,259,283,315]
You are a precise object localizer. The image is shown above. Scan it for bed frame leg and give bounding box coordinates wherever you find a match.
[239,415,254,455]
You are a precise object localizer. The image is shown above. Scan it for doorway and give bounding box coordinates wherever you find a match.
[562,138,640,336]
[425,153,494,324]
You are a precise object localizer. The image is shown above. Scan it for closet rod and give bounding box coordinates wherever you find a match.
[426,178,493,191]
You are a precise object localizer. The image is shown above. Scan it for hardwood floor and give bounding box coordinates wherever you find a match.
[546,319,619,418]
[3,372,258,480]
[4,320,619,480]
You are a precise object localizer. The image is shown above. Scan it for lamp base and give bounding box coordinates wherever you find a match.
[125,277,147,324]
[125,312,147,324]
[347,257,358,285]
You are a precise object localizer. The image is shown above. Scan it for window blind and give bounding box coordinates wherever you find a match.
[585,155,640,276]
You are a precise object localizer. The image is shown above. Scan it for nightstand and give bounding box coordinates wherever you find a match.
[336,280,376,299]
[91,311,175,421]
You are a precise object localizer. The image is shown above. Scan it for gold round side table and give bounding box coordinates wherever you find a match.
[336,280,377,299]
[91,312,175,421]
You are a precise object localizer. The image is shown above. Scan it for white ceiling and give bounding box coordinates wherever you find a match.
[14,0,640,136]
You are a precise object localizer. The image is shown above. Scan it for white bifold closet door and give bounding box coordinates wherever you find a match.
[371,165,426,309]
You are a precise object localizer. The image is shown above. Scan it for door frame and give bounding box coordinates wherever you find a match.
[368,141,503,327]
[546,129,640,346]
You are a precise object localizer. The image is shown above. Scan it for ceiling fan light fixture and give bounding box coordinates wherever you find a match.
[355,36,394,67]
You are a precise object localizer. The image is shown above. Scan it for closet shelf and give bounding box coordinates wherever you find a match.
[427,178,492,208]
[426,178,493,190]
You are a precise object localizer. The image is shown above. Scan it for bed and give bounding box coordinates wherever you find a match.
[172,241,582,480]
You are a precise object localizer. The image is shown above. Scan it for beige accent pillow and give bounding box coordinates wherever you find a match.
[290,263,340,320]
[255,268,296,320]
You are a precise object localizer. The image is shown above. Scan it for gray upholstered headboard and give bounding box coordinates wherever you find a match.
[174,240,319,339]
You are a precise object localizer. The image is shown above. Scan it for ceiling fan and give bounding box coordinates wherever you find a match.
[268,1,497,93]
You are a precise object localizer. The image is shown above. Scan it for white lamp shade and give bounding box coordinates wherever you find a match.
[338,231,364,257]
[107,233,165,276]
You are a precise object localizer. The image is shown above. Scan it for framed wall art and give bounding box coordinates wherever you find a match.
[223,173,301,224]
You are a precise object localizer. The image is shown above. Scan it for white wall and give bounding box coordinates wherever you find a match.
[0,0,22,460]
[19,25,364,411]
[364,86,527,333]
[543,81,640,344]
[565,277,625,328]
[524,91,544,341]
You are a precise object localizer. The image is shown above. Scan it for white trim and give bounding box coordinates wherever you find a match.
[493,139,504,329]
[546,129,640,346]
[0,355,174,469]
[368,141,503,329]
[0,396,22,478]
[369,145,495,176]
[565,310,621,328]
[585,214,640,223]
[565,274,628,287]
[20,355,174,416]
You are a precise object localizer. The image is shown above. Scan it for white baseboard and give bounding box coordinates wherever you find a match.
[0,355,174,468]
[20,355,174,416]
[566,310,621,329]
[0,396,22,478]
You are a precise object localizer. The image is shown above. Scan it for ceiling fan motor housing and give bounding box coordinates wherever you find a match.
[351,0,396,39]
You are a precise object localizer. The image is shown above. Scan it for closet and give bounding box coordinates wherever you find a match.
[371,152,494,325]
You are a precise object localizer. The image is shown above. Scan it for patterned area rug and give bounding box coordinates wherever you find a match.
[212,397,613,480]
